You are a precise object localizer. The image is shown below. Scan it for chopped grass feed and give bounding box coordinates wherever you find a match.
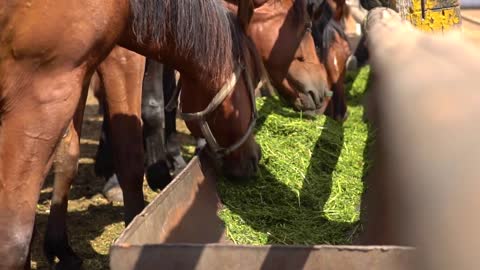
[218,66,374,245]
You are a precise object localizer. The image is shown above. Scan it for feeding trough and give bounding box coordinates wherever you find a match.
[110,152,414,270]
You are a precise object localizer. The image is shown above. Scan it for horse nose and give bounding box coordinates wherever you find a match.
[249,143,261,174]
[307,90,323,109]
[250,151,262,174]
[250,156,260,174]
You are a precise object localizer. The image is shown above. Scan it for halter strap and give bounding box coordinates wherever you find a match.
[178,64,259,159]
[180,66,242,122]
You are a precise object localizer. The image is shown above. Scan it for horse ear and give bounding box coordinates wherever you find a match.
[237,0,255,32]
[306,0,326,21]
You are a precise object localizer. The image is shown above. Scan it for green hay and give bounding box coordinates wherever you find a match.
[218,66,374,245]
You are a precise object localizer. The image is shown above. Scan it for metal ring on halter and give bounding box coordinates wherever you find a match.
[178,64,260,159]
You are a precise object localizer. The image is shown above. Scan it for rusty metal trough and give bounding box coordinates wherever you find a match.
[110,152,414,270]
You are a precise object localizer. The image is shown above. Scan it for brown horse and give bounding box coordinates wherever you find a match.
[231,0,352,121]
[40,0,330,268]
[227,0,332,116]
[44,47,146,269]
[0,0,264,268]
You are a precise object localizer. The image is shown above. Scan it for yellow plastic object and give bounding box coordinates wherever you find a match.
[396,0,462,32]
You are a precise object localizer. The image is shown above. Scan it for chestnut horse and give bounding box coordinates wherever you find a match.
[0,0,264,268]
[234,0,350,120]
[227,0,333,116]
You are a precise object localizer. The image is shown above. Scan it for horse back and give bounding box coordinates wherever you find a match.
[0,0,129,72]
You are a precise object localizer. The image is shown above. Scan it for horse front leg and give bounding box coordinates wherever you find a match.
[98,47,146,224]
[0,71,84,269]
[44,84,88,270]
[163,66,187,176]
[142,59,172,190]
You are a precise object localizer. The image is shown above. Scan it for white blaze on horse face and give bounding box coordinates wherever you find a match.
[356,23,362,35]
[333,55,339,74]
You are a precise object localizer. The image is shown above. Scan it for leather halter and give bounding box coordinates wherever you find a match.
[178,64,259,159]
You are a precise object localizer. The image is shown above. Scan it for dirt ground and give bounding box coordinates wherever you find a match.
[31,90,196,269]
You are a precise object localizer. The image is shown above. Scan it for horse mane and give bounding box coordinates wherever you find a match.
[312,3,348,62]
[130,0,237,83]
[227,12,271,96]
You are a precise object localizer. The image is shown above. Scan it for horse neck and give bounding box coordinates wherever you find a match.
[119,0,237,92]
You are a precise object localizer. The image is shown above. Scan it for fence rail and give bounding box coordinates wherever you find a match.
[361,7,480,270]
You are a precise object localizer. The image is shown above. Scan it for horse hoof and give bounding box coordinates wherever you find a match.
[44,239,83,270]
[146,162,173,191]
[103,175,123,203]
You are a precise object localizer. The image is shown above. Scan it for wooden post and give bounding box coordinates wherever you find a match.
[396,0,461,31]
[364,7,480,270]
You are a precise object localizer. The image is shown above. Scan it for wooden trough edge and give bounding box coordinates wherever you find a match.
[110,150,415,270]
[112,154,203,245]
[110,243,415,270]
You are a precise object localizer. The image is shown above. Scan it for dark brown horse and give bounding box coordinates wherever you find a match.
[0,0,264,268]
[312,0,351,121]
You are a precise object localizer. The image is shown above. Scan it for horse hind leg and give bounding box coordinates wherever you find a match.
[43,121,83,270]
